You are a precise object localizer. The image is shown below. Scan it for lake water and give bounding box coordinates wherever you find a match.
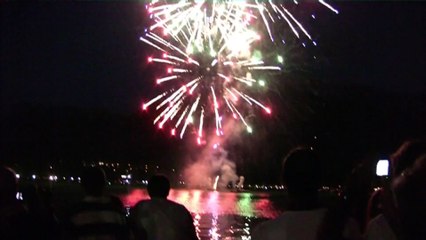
[120,188,284,240]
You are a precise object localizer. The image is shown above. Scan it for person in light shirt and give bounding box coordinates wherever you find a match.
[252,148,361,240]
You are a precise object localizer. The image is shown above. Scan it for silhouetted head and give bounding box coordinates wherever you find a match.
[391,138,426,177]
[0,166,18,203]
[147,175,170,199]
[282,148,321,196]
[81,167,106,197]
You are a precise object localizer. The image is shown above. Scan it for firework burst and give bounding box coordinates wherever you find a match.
[141,0,337,143]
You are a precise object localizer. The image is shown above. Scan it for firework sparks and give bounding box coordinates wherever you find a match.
[141,0,338,141]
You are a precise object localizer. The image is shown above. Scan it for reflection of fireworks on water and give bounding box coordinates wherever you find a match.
[141,1,338,143]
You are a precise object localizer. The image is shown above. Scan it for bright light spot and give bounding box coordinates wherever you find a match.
[277,55,284,63]
[142,103,147,111]
[171,129,176,136]
[210,50,216,57]
[148,57,153,62]
[247,126,253,133]
[167,68,172,73]
[162,53,168,58]
[15,174,20,179]
[376,159,389,176]
[265,107,271,114]
[186,46,194,54]
[188,116,194,123]
[197,137,201,145]
[158,123,163,129]
[32,175,36,180]
[258,80,266,86]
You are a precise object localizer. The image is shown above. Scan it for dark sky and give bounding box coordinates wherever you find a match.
[1,2,425,112]
[1,2,425,183]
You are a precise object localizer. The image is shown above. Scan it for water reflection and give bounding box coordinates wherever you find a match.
[120,188,280,239]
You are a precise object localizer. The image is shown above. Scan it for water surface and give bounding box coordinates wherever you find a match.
[120,188,283,239]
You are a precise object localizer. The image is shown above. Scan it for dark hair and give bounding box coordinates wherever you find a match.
[282,148,321,195]
[147,175,170,198]
[0,166,18,199]
[81,167,106,196]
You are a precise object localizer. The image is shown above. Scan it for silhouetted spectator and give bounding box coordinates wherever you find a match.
[22,184,60,240]
[393,155,426,240]
[129,175,198,240]
[65,167,128,239]
[0,166,32,239]
[365,139,426,240]
[252,148,361,240]
[344,163,373,232]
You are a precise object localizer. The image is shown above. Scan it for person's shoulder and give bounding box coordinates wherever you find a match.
[167,199,190,212]
[252,218,285,240]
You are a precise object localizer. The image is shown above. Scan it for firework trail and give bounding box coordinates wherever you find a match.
[141,0,337,143]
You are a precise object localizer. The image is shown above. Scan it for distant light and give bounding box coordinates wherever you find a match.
[15,174,20,179]
[148,57,153,62]
[258,80,266,86]
[277,55,284,64]
[70,177,74,181]
[32,175,36,180]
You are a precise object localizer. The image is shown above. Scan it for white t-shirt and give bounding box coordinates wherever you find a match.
[365,214,397,240]
[252,208,328,240]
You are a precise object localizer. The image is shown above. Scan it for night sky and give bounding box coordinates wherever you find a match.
[1,2,425,183]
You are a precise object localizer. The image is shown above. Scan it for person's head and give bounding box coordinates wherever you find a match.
[282,148,321,197]
[0,166,18,204]
[147,175,170,199]
[390,138,426,177]
[81,167,106,197]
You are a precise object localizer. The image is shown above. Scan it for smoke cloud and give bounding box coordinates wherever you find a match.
[183,120,243,189]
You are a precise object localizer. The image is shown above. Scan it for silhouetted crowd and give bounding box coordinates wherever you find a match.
[1,139,425,240]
